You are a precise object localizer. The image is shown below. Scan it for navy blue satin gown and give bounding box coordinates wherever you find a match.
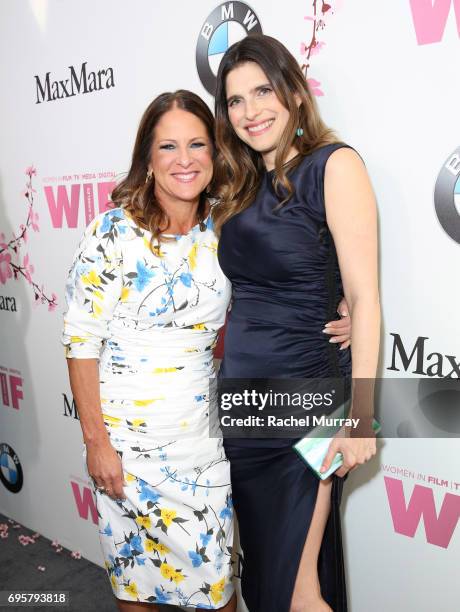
[217,144,353,612]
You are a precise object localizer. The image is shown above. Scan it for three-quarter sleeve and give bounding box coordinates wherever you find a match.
[62,212,123,358]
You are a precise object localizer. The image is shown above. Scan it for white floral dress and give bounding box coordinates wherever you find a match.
[62,208,234,608]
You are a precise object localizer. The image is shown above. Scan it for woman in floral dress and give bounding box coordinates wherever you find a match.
[63,91,236,611]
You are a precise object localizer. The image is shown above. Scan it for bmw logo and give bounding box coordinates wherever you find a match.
[434,146,460,244]
[196,1,262,96]
[0,443,23,493]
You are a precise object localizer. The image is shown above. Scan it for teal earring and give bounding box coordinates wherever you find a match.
[296,127,304,137]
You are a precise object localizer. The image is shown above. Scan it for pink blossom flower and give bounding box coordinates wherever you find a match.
[307,78,324,96]
[0,532,8,539]
[0,252,12,285]
[31,211,40,232]
[71,551,82,559]
[51,540,59,547]
[23,254,35,284]
[37,566,46,572]
[25,166,37,177]
[310,41,326,56]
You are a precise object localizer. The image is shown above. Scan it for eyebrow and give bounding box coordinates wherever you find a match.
[157,136,208,144]
[226,82,272,104]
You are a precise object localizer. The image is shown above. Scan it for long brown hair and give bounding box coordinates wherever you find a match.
[213,34,339,234]
[111,90,215,249]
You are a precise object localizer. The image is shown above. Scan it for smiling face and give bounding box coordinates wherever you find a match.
[149,106,213,206]
[225,61,296,170]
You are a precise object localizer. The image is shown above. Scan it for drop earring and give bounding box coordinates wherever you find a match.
[296,127,304,137]
[145,168,153,183]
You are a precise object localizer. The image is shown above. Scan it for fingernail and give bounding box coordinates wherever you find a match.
[340,312,348,317]
[322,328,330,334]
[324,322,331,328]
[329,338,338,343]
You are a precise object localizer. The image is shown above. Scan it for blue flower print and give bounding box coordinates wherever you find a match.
[138,479,161,504]
[154,587,171,604]
[188,550,203,567]
[118,543,131,558]
[130,534,143,553]
[199,532,212,547]
[101,522,112,536]
[179,272,192,287]
[134,260,155,292]
[100,209,123,233]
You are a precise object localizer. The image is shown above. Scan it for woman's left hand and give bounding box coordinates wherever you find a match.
[323,297,351,350]
[320,433,376,478]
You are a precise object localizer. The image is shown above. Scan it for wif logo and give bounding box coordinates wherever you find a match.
[42,170,116,229]
[409,0,460,45]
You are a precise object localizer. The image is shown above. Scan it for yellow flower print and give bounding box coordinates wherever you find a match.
[155,541,170,554]
[188,242,199,270]
[110,574,118,591]
[121,286,130,302]
[160,562,176,581]
[135,515,152,529]
[210,578,225,604]
[70,336,88,343]
[124,472,136,483]
[145,538,170,554]
[82,269,101,287]
[92,301,103,318]
[93,289,103,300]
[172,570,185,584]
[129,418,147,428]
[192,323,207,330]
[133,398,163,406]
[180,420,189,429]
[153,367,179,374]
[102,414,121,427]
[124,581,138,598]
[160,508,177,527]
[144,539,155,552]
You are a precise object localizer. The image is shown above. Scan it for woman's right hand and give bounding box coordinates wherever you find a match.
[86,439,126,500]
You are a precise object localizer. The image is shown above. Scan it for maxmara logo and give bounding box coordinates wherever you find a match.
[388,333,460,378]
[196,1,262,96]
[34,61,115,104]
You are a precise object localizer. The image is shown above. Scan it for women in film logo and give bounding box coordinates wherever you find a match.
[434,146,460,244]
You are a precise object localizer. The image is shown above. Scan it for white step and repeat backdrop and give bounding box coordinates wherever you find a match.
[0,1,459,610]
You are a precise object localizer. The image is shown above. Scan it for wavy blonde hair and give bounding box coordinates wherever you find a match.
[111,90,215,250]
[212,34,339,235]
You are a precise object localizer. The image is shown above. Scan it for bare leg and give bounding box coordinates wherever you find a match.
[115,598,159,612]
[290,477,334,612]
[217,592,237,612]
[115,591,236,612]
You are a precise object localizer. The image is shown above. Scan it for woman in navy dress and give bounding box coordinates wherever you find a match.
[213,36,380,612]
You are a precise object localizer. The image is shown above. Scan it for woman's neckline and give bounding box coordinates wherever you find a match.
[160,212,211,238]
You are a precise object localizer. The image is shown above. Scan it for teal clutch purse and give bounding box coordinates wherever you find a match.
[293,414,380,480]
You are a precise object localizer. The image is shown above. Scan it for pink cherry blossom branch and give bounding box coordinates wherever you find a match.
[0,166,57,311]
[300,0,334,94]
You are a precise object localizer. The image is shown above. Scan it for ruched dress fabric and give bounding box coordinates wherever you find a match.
[217,144,353,612]
[62,208,234,609]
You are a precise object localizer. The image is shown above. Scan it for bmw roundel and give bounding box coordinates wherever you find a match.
[196,2,263,96]
[0,443,23,493]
